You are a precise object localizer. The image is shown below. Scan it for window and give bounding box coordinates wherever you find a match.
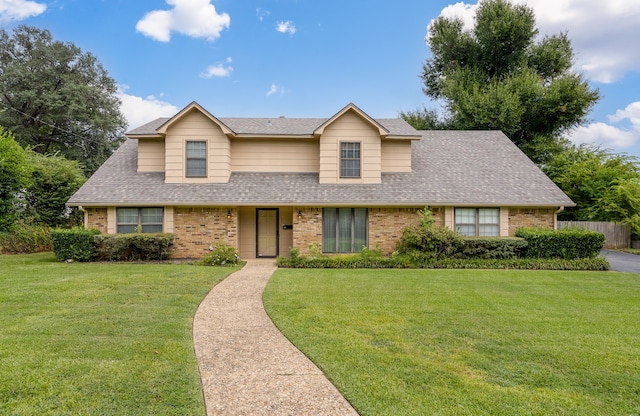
[340,142,361,178]
[186,141,207,177]
[117,208,164,233]
[322,208,367,252]
[455,208,499,237]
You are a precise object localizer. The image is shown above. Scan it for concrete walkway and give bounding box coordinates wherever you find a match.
[193,260,359,416]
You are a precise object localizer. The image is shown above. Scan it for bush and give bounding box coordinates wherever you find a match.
[457,237,528,259]
[199,242,240,266]
[0,223,52,254]
[51,227,100,262]
[396,207,463,259]
[516,227,605,259]
[94,233,174,261]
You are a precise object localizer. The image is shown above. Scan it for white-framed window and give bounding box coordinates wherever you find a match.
[186,140,207,177]
[322,208,367,252]
[455,208,500,237]
[340,142,361,178]
[116,208,164,233]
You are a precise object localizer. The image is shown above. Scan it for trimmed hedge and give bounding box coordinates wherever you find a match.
[51,228,101,261]
[516,227,605,259]
[457,237,528,259]
[277,252,609,270]
[94,233,174,261]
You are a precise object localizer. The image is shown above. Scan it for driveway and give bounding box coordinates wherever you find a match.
[600,250,640,273]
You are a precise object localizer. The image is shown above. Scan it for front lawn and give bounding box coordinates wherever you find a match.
[264,269,640,415]
[0,253,238,416]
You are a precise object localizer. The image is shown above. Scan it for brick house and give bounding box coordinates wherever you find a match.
[67,102,574,259]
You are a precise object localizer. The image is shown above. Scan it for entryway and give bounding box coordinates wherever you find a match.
[256,208,279,258]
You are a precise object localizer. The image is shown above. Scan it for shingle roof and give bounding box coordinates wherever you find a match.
[68,131,574,207]
[126,117,419,137]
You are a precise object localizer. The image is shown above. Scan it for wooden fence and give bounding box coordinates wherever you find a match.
[557,221,630,249]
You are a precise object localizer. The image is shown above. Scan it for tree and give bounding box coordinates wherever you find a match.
[544,145,640,238]
[23,152,86,228]
[416,0,599,164]
[0,25,127,174]
[0,127,30,231]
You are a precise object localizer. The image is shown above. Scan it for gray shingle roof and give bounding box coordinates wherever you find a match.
[68,131,574,207]
[126,117,419,137]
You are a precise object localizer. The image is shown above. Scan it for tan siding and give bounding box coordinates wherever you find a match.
[164,206,174,233]
[319,111,382,184]
[107,207,116,234]
[164,110,231,184]
[238,207,256,259]
[381,140,412,172]
[137,139,165,172]
[231,139,319,172]
[279,207,294,256]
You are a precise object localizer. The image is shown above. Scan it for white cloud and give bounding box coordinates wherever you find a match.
[0,0,46,23]
[567,123,637,149]
[430,0,640,83]
[266,83,285,97]
[609,102,640,127]
[117,89,179,130]
[136,0,230,42]
[567,101,640,152]
[276,20,296,35]
[200,63,233,78]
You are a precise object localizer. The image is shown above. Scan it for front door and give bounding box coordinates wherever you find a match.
[256,209,279,258]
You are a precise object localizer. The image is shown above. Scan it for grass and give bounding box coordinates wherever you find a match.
[0,253,239,416]
[620,248,640,255]
[264,268,640,416]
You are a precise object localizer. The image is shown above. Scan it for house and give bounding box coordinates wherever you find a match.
[67,102,574,259]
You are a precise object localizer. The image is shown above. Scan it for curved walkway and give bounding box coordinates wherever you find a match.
[193,260,359,415]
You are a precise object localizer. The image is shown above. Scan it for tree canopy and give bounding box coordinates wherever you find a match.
[413,0,599,163]
[544,145,640,238]
[0,25,127,174]
[0,127,30,231]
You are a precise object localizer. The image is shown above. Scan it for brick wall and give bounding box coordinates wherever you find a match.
[292,207,322,255]
[85,208,108,233]
[369,208,426,254]
[172,207,237,259]
[508,207,555,236]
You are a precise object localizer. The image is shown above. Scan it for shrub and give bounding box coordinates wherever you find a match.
[396,207,463,259]
[516,227,605,259]
[0,223,52,254]
[94,233,174,261]
[457,237,528,259]
[51,227,100,261]
[199,242,240,266]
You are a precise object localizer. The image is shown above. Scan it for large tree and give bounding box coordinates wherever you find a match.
[0,25,127,174]
[415,0,599,163]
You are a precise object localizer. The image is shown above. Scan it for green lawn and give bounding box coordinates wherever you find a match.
[264,268,640,416]
[0,253,238,416]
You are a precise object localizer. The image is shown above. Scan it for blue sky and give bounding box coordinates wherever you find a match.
[2,0,640,157]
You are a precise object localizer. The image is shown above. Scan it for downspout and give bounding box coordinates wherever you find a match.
[78,205,88,229]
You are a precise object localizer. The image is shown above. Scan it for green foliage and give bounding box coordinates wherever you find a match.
[457,237,528,259]
[276,246,608,271]
[198,242,240,266]
[516,227,605,259]
[0,127,30,232]
[420,0,599,163]
[400,106,453,130]
[51,227,100,262]
[94,233,174,261]
[396,207,463,259]
[0,222,51,253]
[22,152,86,227]
[0,25,127,174]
